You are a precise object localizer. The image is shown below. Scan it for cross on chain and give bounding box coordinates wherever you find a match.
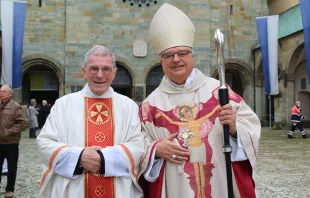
[178,125,194,147]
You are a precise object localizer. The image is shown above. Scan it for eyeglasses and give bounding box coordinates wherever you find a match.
[161,50,192,60]
[86,65,114,74]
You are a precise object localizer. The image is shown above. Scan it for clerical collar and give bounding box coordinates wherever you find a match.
[83,84,114,98]
[166,69,196,88]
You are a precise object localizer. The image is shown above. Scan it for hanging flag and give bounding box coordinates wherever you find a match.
[300,0,310,85]
[1,0,27,89]
[256,15,279,95]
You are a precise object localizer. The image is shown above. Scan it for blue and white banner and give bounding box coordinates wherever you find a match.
[256,15,279,95]
[1,0,27,89]
[300,0,310,85]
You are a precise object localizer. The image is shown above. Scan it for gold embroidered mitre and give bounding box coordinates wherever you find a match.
[149,3,195,55]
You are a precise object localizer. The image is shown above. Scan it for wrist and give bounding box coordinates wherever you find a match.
[229,129,237,138]
[97,150,105,174]
[154,141,162,159]
[73,149,85,175]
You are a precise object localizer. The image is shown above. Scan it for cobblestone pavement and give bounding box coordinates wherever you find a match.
[256,129,310,198]
[0,128,309,197]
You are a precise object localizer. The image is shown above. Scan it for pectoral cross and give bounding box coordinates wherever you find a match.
[178,127,194,147]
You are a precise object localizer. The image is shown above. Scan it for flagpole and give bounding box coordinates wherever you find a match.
[269,95,272,130]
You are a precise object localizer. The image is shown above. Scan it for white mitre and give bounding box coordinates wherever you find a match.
[149,3,195,55]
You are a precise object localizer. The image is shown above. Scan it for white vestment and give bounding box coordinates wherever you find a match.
[37,85,144,198]
[139,69,261,198]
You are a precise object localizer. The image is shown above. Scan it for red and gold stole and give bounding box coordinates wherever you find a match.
[84,97,115,198]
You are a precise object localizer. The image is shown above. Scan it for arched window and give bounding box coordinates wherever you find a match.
[146,65,164,97]
[112,63,133,98]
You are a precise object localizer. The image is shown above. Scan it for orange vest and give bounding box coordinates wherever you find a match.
[292,105,300,115]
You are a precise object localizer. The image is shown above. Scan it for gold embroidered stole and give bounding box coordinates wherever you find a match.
[84,98,115,198]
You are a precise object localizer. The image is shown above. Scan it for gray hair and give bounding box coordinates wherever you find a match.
[296,101,300,105]
[1,84,13,95]
[84,45,116,68]
[30,99,36,103]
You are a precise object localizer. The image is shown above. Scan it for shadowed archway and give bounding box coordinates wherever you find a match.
[145,65,164,97]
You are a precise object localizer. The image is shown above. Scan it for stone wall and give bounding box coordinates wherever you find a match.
[17,0,268,105]
[254,31,306,125]
[268,0,299,15]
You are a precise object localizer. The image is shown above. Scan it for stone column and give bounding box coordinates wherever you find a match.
[13,88,22,104]
[134,83,145,105]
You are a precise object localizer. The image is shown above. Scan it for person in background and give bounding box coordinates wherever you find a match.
[0,84,28,198]
[30,99,40,111]
[28,100,39,138]
[38,100,50,129]
[288,101,308,139]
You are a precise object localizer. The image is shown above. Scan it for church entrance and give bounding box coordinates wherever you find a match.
[294,60,310,119]
[146,65,164,97]
[22,64,59,106]
[287,43,310,126]
[214,66,245,97]
[112,63,133,99]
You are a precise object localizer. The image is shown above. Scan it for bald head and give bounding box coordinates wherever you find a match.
[0,84,13,102]
[42,100,47,106]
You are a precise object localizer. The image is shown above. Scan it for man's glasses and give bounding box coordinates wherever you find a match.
[86,65,114,74]
[161,50,192,60]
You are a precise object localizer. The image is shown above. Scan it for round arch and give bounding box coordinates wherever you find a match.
[211,62,252,97]
[145,64,164,97]
[288,43,305,76]
[294,61,310,120]
[22,56,64,106]
[112,61,134,99]
[22,58,64,83]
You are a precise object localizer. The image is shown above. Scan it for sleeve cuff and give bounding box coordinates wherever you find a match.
[101,146,130,178]
[55,147,84,179]
[230,132,248,162]
[97,150,105,174]
[73,149,85,175]
[143,145,164,182]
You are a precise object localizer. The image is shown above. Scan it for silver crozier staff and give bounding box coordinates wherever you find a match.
[214,29,233,198]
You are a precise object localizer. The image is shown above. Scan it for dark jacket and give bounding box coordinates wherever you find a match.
[0,99,28,144]
[39,106,50,129]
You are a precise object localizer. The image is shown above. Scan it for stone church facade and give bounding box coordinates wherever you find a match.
[254,0,310,127]
[3,0,284,124]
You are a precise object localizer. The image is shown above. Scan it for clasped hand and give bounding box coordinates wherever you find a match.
[80,146,102,173]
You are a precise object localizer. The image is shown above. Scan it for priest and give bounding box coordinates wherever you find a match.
[139,3,261,198]
[37,45,144,198]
